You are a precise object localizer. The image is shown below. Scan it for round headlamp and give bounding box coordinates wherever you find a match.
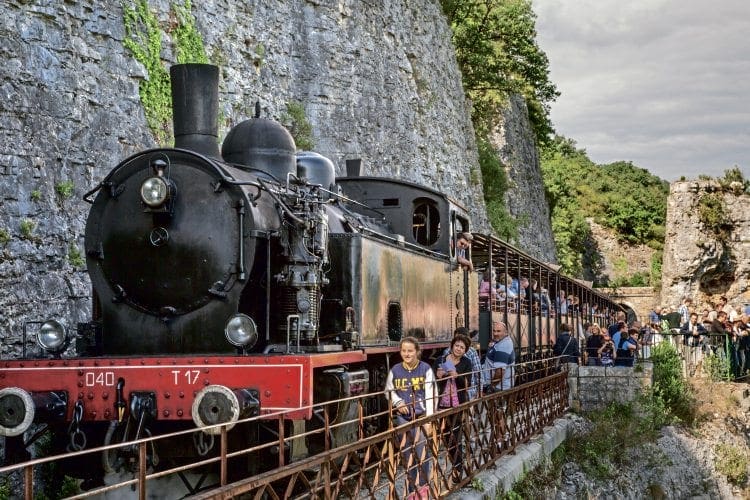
[140,176,169,207]
[36,320,68,354]
[225,314,258,348]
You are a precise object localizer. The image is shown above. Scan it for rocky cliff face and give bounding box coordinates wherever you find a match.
[491,94,557,263]
[661,180,750,311]
[0,0,553,351]
[586,219,655,285]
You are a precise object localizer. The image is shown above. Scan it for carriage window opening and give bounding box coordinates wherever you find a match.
[412,199,440,246]
[382,198,399,206]
[387,302,402,341]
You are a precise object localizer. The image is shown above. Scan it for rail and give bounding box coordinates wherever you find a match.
[0,358,569,499]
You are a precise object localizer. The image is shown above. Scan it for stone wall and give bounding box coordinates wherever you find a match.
[601,286,657,325]
[661,180,750,313]
[567,363,653,412]
[0,0,554,353]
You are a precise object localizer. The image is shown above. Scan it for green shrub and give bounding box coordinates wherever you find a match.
[32,433,80,498]
[470,477,484,491]
[649,342,696,424]
[478,137,518,242]
[718,166,749,193]
[30,189,42,201]
[0,476,9,498]
[714,443,748,485]
[703,352,732,381]
[697,193,730,239]
[0,228,9,245]
[20,219,36,239]
[55,181,75,199]
[68,243,85,268]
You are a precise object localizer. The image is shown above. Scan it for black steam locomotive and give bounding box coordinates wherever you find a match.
[0,64,478,474]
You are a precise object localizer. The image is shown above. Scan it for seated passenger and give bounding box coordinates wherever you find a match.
[510,277,528,299]
[479,272,498,310]
[497,273,516,298]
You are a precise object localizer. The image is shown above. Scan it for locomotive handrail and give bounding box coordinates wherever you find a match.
[356,225,450,259]
[82,148,242,204]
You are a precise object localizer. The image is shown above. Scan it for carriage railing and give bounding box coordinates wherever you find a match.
[0,357,570,500]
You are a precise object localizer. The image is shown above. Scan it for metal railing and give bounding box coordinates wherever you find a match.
[0,358,569,499]
[643,330,747,379]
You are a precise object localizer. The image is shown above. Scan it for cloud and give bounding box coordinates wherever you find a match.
[533,0,750,180]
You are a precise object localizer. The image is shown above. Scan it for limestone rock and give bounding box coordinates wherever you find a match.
[661,180,750,311]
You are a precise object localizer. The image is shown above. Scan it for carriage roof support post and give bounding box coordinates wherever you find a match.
[464,268,470,329]
[553,273,560,347]
[528,260,535,351]
[515,254,522,348]
[488,238,494,327]
[545,271,551,347]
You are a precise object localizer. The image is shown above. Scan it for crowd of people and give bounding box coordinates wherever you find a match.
[555,296,750,377]
[382,285,749,498]
[653,296,750,378]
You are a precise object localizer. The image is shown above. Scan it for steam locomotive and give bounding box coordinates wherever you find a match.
[0,64,479,477]
[0,64,619,484]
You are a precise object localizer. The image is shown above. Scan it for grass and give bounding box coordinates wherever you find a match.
[502,445,567,498]
[55,181,75,199]
[20,219,36,239]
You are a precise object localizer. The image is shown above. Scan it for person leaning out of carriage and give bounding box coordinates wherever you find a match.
[553,323,580,364]
[455,232,474,272]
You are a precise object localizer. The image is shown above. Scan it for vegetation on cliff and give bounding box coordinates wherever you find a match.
[441,0,558,143]
[441,0,559,240]
[123,0,208,145]
[540,136,669,282]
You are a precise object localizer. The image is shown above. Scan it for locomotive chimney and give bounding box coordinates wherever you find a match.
[170,63,220,157]
[345,158,362,177]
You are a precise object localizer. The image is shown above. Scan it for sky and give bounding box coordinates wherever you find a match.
[532,0,750,181]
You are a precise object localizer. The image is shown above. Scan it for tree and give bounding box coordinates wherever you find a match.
[441,0,559,144]
[540,136,669,280]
